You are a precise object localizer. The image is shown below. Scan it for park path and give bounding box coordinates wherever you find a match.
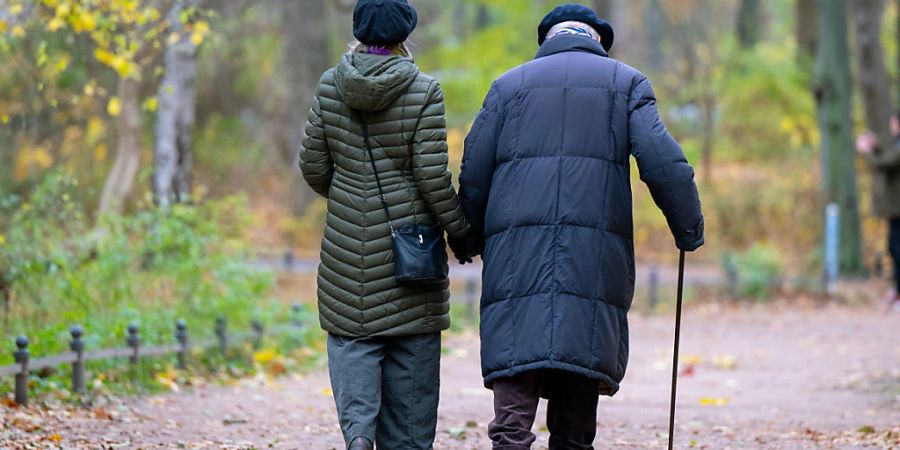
[2,302,899,449]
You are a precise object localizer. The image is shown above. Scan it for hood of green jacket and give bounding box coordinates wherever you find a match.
[334,53,420,112]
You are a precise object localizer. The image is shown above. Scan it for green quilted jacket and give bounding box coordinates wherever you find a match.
[299,53,470,337]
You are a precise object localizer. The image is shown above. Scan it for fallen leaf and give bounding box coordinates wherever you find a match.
[156,367,180,393]
[679,354,702,366]
[254,349,277,364]
[447,427,466,440]
[47,434,63,443]
[11,414,41,432]
[858,425,875,434]
[699,397,729,406]
[223,418,249,425]
[712,354,738,370]
[94,407,113,420]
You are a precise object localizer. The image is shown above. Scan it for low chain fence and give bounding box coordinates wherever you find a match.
[0,305,309,407]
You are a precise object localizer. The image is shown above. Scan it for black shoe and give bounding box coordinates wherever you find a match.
[348,437,373,450]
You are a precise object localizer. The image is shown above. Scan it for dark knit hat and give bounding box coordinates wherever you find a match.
[353,0,418,46]
[537,3,615,52]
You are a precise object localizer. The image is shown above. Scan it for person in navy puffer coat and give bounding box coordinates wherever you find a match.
[450,4,705,449]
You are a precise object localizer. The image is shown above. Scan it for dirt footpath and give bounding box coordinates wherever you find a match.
[2,302,899,449]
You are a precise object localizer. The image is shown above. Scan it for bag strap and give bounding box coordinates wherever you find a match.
[357,113,395,235]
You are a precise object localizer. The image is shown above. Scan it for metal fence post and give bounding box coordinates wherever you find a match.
[725,261,739,299]
[649,266,660,310]
[874,251,884,278]
[175,320,188,370]
[215,316,227,357]
[70,325,85,394]
[824,203,840,296]
[292,303,303,328]
[251,319,264,350]
[126,323,140,365]
[13,336,29,406]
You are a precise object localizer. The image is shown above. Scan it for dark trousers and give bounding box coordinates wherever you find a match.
[327,333,441,450]
[891,218,900,293]
[489,370,600,450]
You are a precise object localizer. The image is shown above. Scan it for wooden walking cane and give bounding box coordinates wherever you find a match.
[667,250,686,450]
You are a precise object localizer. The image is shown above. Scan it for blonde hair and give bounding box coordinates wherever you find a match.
[348,40,412,57]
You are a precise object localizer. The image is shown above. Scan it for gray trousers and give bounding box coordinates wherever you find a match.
[327,333,441,450]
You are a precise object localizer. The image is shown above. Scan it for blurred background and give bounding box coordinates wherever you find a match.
[0,0,896,370]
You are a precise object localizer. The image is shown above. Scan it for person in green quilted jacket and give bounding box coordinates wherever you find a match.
[298,1,470,449]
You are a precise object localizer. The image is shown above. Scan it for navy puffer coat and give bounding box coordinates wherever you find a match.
[459,35,704,395]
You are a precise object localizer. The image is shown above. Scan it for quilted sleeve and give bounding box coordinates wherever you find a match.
[628,76,705,252]
[459,83,502,247]
[411,80,471,239]
[299,95,333,198]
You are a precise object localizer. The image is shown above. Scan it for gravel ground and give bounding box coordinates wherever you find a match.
[2,302,899,449]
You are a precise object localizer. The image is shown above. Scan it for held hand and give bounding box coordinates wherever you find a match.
[855,132,878,155]
[448,234,482,265]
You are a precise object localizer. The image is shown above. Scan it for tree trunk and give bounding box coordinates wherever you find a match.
[700,91,715,183]
[814,0,864,275]
[853,0,892,149]
[592,0,611,19]
[0,272,9,329]
[644,0,667,73]
[592,0,620,57]
[453,2,469,39]
[475,4,490,31]
[155,0,198,208]
[796,0,817,63]
[98,77,142,217]
[280,0,331,217]
[737,0,761,49]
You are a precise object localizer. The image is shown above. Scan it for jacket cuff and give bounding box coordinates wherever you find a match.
[442,210,471,239]
[675,216,705,252]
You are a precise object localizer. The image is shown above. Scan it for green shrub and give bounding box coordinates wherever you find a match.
[722,244,785,300]
[0,172,280,365]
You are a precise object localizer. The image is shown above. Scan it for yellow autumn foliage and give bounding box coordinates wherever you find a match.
[70,11,96,32]
[14,145,54,180]
[94,48,139,78]
[190,31,204,46]
[86,117,105,142]
[93,143,108,162]
[142,96,158,112]
[46,17,65,32]
[106,97,121,116]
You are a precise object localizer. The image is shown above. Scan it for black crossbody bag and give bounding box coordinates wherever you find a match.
[356,112,449,287]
